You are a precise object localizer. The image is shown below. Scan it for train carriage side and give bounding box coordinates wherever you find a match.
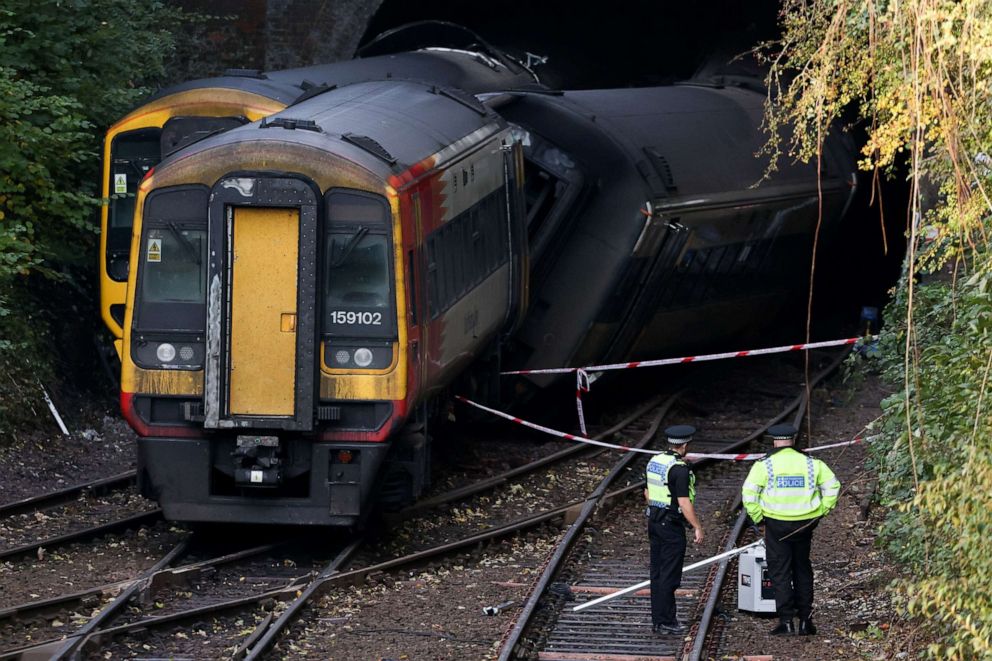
[101,45,539,344]
[119,80,526,525]
[499,82,857,383]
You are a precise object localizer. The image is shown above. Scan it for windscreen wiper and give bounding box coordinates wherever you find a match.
[329,226,369,268]
[166,221,202,266]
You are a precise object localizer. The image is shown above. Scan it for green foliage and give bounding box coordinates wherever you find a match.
[765,0,992,656]
[0,1,186,433]
[869,215,992,659]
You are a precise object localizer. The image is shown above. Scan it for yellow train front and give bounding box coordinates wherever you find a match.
[120,80,527,525]
[100,40,539,345]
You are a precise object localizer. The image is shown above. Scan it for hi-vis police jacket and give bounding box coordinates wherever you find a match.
[646,451,695,510]
[741,447,840,523]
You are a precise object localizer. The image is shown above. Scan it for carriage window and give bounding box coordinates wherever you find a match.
[424,187,510,319]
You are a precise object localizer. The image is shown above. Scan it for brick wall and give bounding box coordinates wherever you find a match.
[170,0,382,75]
[265,0,383,70]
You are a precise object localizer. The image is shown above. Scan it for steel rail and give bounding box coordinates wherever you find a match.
[684,349,847,660]
[398,391,673,516]
[686,508,749,661]
[35,497,601,657]
[504,349,849,660]
[238,537,364,659]
[0,471,137,519]
[0,509,162,561]
[49,537,191,660]
[0,542,285,625]
[497,399,674,661]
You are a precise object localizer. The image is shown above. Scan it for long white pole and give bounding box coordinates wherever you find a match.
[572,539,764,612]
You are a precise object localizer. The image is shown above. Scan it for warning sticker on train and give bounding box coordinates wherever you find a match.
[147,238,161,263]
[114,173,127,194]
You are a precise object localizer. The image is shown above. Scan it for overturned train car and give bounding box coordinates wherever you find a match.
[495,80,857,386]
[121,80,528,525]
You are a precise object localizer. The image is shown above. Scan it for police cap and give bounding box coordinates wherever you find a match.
[767,423,798,440]
[664,424,696,445]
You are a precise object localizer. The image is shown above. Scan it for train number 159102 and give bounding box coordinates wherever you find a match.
[328,310,382,326]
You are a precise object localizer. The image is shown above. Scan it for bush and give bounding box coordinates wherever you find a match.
[0,1,187,435]
[869,256,992,658]
[763,0,992,655]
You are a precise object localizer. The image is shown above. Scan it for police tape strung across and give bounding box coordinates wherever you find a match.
[501,336,877,433]
[454,395,874,460]
[501,337,869,377]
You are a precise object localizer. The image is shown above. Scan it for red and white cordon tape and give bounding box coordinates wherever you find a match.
[501,336,873,434]
[455,395,873,460]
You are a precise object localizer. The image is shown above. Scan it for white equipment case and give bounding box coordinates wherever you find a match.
[737,544,777,613]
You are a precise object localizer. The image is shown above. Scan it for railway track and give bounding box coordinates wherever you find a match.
[497,351,848,661]
[0,354,850,659]
[0,393,681,660]
[0,470,158,564]
[0,471,136,520]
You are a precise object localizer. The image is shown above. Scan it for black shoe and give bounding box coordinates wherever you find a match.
[798,618,817,635]
[653,621,688,635]
[769,619,795,635]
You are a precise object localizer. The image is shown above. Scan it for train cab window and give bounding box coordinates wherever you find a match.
[326,234,391,308]
[323,191,396,339]
[107,129,161,282]
[160,116,247,158]
[132,186,209,334]
[141,228,207,305]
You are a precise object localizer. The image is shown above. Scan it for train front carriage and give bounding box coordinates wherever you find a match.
[101,36,540,344]
[120,80,527,526]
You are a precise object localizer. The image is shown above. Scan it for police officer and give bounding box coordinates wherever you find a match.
[741,423,841,636]
[645,424,704,635]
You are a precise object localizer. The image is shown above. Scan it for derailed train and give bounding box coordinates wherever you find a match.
[112,31,856,526]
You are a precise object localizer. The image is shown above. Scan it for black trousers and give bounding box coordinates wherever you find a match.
[764,517,819,620]
[648,512,686,626]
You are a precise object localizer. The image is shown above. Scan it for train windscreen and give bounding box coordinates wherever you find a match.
[323,191,396,340]
[132,187,209,335]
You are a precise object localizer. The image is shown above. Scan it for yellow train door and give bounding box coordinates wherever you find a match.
[228,207,299,416]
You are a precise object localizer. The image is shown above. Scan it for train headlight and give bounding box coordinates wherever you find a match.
[179,345,195,362]
[334,349,350,365]
[353,348,374,367]
[156,343,176,362]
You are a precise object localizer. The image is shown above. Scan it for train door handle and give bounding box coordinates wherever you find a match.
[280,313,297,332]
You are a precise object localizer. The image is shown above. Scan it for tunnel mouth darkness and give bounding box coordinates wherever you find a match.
[364,1,908,339]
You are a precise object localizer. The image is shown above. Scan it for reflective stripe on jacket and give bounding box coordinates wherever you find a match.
[741,447,840,523]
[646,451,695,511]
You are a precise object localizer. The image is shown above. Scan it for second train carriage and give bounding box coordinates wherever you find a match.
[120,79,528,525]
